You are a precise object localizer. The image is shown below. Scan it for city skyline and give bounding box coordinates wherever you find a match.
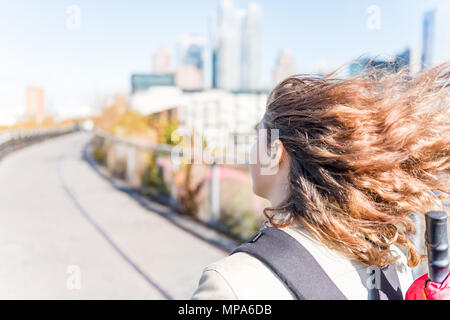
[0,0,449,125]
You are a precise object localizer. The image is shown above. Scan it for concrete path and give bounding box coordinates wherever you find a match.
[0,132,226,299]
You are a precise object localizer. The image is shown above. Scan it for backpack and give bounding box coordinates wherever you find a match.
[231,227,403,300]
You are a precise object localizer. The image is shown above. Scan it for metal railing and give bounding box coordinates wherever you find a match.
[91,130,265,240]
[0,125,75,159]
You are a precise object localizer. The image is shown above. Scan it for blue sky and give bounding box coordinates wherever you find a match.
[0,0,447,124]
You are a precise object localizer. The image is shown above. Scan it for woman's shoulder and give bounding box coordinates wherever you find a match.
[191,251,295,300]
[191,224,414,300]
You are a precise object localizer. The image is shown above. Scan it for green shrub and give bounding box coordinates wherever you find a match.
[220,209,261,240]
[93,147,106,164]
[176,163,206,217]
[141,154,169,198]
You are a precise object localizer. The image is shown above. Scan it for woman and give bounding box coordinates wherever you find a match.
[192,63,450,300]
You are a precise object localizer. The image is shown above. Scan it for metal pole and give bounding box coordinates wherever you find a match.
[210,160,220,225]
[126,144,136,187]
[425,211,449,283]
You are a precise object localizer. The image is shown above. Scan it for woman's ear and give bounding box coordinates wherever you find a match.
[262,139,285,175]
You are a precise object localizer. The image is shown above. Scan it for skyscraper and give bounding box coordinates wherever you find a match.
[177,33,204,70]
[176,34,204,90]
[422,10,436,69]
[273,49,296,86]
[241,3,262,91]
[212,0,261,91]
[175,65,203,91]
[212,0,243,91]
[348,48,412,78]
[26,88,45,123]
[421,5,450,70]
[153,47,172,74]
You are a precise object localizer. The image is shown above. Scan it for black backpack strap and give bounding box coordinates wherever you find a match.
[375,264,403,300]
[231,227,347,300]
[231,227,404,300]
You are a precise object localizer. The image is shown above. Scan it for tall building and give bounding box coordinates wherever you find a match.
[26,87,45,123]
[421,5,450,70]
[177,33,204,70]
[409,47,422,75]
[153,47,172,74]
[176,34,204,90]
[240,3,262,91]
[273,49,296,86]
[131,74,175,93]
[212,0,243,91]
[348,48,412,77]
[131,48,176,93]
[212,0,261,92]
[421,10,435,69]
[175,66,203,91]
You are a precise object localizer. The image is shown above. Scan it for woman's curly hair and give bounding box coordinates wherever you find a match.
[262,63,450,268]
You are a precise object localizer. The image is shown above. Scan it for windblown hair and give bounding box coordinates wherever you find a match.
[263,63,450,267]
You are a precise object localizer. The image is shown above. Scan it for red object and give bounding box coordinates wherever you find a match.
[405,273,450,300]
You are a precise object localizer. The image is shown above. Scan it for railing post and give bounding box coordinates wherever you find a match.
[126,144,137,187]
[210,159,220,225]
